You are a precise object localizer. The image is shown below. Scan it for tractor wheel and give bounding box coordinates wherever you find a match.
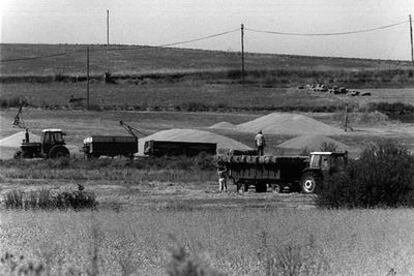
[255,184,267,193]
[13,151,22,159]
[49,146,70,159]
[300,172,320,194]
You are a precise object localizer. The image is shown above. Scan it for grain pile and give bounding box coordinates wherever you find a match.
[0,131,40,148]
[209,121,237,129]
[237,113,343,135]
[277,134,349,153]
[138,128,252,154]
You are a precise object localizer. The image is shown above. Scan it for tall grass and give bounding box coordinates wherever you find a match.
[0,156,217,183]
[1,208,411,275]
[3,189,97,210]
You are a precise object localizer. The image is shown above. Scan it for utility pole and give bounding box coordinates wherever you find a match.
[241,23,245,86]
[107,10,110,46]
[86,47,90,110]
[410,14,413,64]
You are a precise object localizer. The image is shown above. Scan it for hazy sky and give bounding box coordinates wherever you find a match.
[1,0,413,60]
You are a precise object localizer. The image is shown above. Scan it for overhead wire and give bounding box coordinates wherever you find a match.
[0,28,239,62]
[245,20,408,36]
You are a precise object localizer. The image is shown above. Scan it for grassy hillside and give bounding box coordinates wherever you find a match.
[1,43,412,78]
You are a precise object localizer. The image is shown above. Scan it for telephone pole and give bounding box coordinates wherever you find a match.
[410,14,413,64]
[107,9,110,46]
[241,23,245,86]
[86,47,90,110]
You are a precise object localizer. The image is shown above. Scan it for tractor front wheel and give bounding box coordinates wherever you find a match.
[13,151,22,159]
[300,172,320,194]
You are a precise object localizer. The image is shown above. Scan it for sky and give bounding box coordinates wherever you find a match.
[1,0,413,60]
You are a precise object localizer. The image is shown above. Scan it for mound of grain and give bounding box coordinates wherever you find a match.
[237,113,343,135]
[0,131,40,148]
[277,134,349,152]
[209,121,237,129]
[138,128,252,154]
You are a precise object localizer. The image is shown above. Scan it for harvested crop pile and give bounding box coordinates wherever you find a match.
[277,134,349,152]
[237,113,343,135]
[0,131,40,148]
[209,121,237,129]
[138,128,252,154]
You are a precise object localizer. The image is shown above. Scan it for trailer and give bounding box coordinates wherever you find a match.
[82,135,137,159]
[217,152,348,193]
[144,140,217,157]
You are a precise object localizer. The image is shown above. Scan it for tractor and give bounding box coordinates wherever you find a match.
[14,129,70,159]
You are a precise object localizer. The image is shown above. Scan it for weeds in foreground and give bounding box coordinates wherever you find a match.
[3,189,97,210]
[257,231,330,276]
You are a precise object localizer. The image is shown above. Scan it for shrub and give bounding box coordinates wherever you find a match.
[317,140,414,208]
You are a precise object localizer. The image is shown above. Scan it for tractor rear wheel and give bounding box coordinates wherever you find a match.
[49,146,70,159]
[300,172,320,194]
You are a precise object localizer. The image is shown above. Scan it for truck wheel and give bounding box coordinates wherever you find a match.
[49,146,70,159]
[301,172,319,194]
[255,184,267,193]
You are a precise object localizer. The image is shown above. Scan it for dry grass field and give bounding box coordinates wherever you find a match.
[2,207,414,275]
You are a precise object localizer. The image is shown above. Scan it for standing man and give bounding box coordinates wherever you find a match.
[255,130,266,156]
[217,162,228,192]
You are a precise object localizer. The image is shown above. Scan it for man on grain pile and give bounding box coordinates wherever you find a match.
[255,130,266,156]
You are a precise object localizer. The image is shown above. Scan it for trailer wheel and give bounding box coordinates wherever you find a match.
[301,172,319,194]
[272,184,281,193]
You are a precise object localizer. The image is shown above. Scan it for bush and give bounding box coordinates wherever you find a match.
[317,140,414,208]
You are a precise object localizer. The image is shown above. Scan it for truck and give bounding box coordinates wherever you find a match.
[82,135,137,159]
[14,129,70,159]
[217,151,348,193]
[144,140,217,157]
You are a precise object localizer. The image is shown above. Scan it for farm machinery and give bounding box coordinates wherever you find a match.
[14,129,70,159]
[12,106,70,159]
[217,151,348,194]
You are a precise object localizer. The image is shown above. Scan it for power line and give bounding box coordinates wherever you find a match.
[0,50,82,63]
[0,28,239,62]
[246,20,408,36]
[103,28,239,52]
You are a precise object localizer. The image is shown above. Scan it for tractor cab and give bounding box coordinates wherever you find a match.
[309,152,348,173]
[41,129,66,154]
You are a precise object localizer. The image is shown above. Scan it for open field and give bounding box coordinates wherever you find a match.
[2,82,414,111]
[1,44,414,275]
